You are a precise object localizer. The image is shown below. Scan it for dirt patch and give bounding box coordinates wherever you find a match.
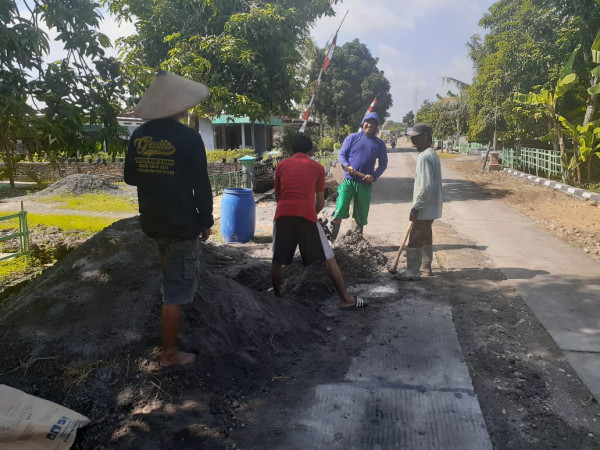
[36,174,129,197]
[443,156,600,260]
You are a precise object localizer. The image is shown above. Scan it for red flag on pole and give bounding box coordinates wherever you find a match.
[322,32,338,72]
[302,106,312,121]
[358,94,380,131]
[368,97,377,112]
[299,10,348,134]
[300,33,337,133]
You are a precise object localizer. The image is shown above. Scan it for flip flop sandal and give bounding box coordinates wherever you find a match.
[340,296,367,309]
[319,218,332,239]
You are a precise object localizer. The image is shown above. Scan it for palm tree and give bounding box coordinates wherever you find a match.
[438,77,470,142]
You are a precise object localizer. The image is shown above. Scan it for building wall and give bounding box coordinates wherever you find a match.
[198,118,215,151]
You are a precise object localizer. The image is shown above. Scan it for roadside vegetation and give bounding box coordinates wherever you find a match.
[0,189,132,299]
[0,256,30,286]
[33,192,138,214]
[412,0,600,186]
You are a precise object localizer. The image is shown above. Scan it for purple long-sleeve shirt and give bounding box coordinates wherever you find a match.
[338,131,388,182]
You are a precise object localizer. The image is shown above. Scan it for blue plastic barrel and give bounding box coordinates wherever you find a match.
[220,188,256,243]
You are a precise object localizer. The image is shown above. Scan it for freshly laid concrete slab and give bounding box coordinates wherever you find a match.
[563,352,600,401]
[286,283,492,450]
[289,384,491,450]
[344,297,472,391]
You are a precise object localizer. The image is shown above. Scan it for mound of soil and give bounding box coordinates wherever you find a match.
[0,212,388,448]
[36,174,124,197]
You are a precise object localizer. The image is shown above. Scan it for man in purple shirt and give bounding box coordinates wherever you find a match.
[329,111,388,240]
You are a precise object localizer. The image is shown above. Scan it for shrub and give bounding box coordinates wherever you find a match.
[276,126,320,157]
[317,137,336,152]
[206,149,257,163]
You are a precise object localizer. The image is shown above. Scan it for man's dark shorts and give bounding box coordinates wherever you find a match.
[272,216,334,266]
[156,238,200,306]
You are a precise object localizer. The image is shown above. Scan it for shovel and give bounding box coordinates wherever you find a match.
[389,221,413,274]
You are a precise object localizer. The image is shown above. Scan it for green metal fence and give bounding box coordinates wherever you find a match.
[210,171,245,196]
[457,142,486,155]
[501,147,563,178]
[209,152,338,196]
[0,201,30,262]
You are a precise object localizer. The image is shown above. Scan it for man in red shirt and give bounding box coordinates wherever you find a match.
[271,135,365,309]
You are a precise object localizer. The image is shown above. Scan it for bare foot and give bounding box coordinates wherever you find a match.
[160,351,196,368]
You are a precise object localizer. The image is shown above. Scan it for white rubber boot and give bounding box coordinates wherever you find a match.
[396,247,422,281]
[420,244,434,277]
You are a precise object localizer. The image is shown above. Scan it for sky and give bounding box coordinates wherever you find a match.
[309,0,498,122]
[44,0,497,123]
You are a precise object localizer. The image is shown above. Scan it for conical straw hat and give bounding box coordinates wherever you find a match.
[134,70,210,120]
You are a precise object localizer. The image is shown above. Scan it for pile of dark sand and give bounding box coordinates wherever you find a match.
[0,217,327,447]
[0,213,388,448]
[280,230,389,301]
[36,174,125,197]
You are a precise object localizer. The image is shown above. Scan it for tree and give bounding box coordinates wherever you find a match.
[467,0,583,145]
[416,100,456,140]
[306,39,392,141]
[535,0,600,125]
[105,0,340,123]
[402,111,415,127]
[439,77,471,141]
[515,46,580,181]
[0,1,125,188]
[385,121,406,134]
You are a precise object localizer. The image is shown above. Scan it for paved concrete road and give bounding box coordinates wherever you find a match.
[237,147,599,449]
[369,148,600,401]
[283,149,494,449]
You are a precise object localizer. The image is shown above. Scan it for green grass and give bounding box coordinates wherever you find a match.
[0,256,33,285]
[584,182,600,194]
[36,192,138,213]
[0,213,117,233]
[438,152,461,159]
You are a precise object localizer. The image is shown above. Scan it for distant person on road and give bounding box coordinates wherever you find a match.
[124,71,213,367]
[329,111,388,240]
[397,123,443,280]
[271,135,365,309]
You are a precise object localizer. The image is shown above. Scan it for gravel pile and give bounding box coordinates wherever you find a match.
[37,174,124,197]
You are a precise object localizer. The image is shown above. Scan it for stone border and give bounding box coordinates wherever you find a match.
[503,168,600,206]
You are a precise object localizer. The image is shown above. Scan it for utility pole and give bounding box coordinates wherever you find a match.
[413,87,419,115]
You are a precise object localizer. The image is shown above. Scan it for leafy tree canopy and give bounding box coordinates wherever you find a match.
[416,100,457,139]
[402,111,415,127]
[306,39,392,142]
[104,0,339,122]
[467,0,598,142]
[1,0,125,186]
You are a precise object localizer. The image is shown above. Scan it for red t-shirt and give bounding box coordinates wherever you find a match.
[274,152,325,223]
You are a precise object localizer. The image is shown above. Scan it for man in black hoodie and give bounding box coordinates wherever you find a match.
[124,71,213,367]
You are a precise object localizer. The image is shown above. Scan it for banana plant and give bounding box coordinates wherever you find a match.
[558,117,600,172]
[558,23,600,182]
[514,45,580,182]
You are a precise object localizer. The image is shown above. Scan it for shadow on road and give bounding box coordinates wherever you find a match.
[435,243,488,252]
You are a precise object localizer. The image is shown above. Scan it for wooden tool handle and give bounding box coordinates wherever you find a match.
[341,164,367,179]
[389,222,414,273]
